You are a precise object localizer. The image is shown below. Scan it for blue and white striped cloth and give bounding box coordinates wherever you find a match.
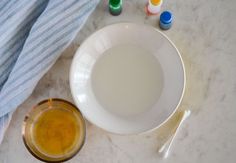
[0,0,100,144]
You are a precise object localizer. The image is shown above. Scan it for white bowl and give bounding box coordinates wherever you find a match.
[70,23,185,134]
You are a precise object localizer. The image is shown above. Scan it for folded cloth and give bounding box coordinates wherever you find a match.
[0,0,99,144]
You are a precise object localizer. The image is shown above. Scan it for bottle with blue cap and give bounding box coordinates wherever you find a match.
[159,11,173,30]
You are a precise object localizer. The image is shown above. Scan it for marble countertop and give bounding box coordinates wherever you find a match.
[1,0,236,162]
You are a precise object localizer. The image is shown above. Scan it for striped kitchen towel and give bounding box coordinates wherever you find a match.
[0,0,100,144]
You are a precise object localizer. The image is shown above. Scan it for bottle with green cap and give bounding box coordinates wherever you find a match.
[109,0,122,16]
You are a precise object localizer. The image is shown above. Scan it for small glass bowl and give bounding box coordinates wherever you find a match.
[22,98,86,162]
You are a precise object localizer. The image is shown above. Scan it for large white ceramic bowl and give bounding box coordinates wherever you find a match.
[70,23,185,134]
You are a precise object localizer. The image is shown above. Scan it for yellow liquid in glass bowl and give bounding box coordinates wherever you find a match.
[22,99,86,162]
[33,108,80,156]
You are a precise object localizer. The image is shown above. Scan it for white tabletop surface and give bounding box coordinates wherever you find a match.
[1,0,236,163]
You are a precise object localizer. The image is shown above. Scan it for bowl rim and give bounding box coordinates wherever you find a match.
[70,22,186,135]
[22,98,86,163]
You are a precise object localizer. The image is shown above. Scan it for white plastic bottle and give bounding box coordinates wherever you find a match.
[147,0,163,15]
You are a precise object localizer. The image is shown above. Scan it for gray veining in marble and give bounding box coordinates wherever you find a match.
[0,0,236,162]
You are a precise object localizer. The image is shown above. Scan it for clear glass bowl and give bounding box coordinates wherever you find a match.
[22,98,86,162]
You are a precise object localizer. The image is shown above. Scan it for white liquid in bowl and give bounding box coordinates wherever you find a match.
[91,45,163,117]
